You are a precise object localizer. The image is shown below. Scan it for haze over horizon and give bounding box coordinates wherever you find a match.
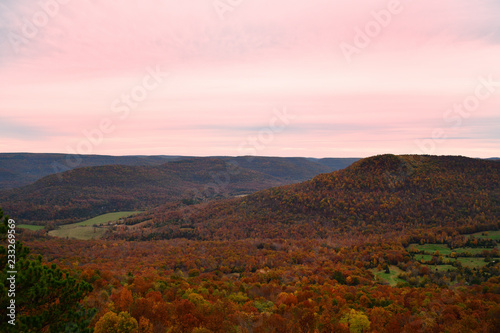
[1,0,500,158]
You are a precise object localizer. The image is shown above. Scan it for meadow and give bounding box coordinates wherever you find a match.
[407,238,499,270]
[17,224,44,231]
[471,230,500,240]
[370,265,405,286]
[48,211,141,240]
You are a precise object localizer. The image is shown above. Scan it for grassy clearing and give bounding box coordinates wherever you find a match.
[74,211,142,226]
[371,266,405,286]
[404,236,499,282]
[455,257,489,269]
[453,247,496,255]
[415,254,433,262]
[49,225,108,240]
[17,224,44,231]
[49,211,142,240]
[408,242,496,271]
[411,246,497,257]
[469,230,500,240]
[429,265,456,272]
[407,243,451,255]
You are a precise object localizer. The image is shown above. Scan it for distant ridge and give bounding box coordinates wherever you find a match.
[0,153,182,190]
[0,153,360,190]
[313,157,361,170]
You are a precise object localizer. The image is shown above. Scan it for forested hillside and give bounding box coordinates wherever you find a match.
[217,157,359,183]
[0,153,182,190]
[0,156,358,225]
[113,155,500,241]
[0,159,282,225]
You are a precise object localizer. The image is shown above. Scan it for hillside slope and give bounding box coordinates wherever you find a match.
[117,155,500,241]
[0,153,182,190]
[0,158,285,224]
[218,156,347,183]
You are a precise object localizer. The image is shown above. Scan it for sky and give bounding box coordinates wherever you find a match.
[0,0,499,158]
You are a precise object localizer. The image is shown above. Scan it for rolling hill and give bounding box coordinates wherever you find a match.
[0,153,183,190]
[0,158,278,224]
[114,154,500,241]
[0,156,356,225]
[217,156,355,183]
[0,153,359,190]
[313,157,362,170]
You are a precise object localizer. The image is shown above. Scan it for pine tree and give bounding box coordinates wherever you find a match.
[0,208,95,332]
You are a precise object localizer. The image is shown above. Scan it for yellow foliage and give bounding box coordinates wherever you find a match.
[340,309,371,333]
[94,311,139,333]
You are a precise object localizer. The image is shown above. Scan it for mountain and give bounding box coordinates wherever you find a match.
[217,156,357,183]
[116,154,500,241]
[0,153,359,190]
[0,155,359,225]
[0,158,283,224]
[313,157,361,170]
[0,153,183,190]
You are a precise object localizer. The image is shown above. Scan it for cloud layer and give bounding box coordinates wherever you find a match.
[0,0,499,157]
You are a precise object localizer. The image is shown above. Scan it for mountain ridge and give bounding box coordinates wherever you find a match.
[0,156,359,225]
[0,153,360,190]
[113,154,500,241]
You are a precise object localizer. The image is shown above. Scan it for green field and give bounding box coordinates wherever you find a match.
[455,257,489,268]
[414,254,433,262]
[17,224,44,231]
[407,243,452,255]
[407,241,498,271]
[371,266,405,286]
[73,211,142,226]
[453,247,497,255]
[49,225,109,240]
[49,211,142,240]
[430,264,456,272]
[409,243,498,256]
[470,230,500,240]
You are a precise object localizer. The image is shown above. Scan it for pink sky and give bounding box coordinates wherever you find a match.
[1,0,499,158]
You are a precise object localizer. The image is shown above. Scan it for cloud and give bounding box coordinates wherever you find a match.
[0,117,50,140]
[0,0,499,157]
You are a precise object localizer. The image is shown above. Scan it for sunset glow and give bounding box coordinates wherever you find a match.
[1,0,499,157]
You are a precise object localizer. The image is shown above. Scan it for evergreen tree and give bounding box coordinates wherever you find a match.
[0,208,95,332]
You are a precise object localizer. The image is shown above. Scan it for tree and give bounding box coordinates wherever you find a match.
[0,208,95,332]
[112,287,133,312]
[340,309,371,333]
[138,316,154,333]
[94,311,138,333]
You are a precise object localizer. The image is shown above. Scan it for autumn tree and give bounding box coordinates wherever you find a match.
[138,316,154,333]
[94,311,138,333]
[340,309,371,333]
